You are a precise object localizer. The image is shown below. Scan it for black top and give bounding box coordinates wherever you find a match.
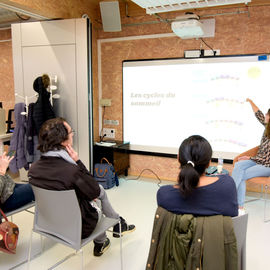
[157,174,238,217]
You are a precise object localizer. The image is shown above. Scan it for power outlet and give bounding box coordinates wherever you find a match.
[104,119,119,126]
[103,128,115,139]
[100,99,111,107]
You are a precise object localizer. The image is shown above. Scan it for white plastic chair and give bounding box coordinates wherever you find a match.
[232,213,248,270]
[27,186,122,270]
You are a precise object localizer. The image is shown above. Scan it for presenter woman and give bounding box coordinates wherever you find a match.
[157,135,238,217]
[232,98,270,211]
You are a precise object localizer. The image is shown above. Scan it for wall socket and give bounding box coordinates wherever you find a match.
[103,128,115,139]
[104,119,119,125]
[100,99,111,106]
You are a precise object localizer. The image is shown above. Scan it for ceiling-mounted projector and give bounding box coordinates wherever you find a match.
[171,13,212,39]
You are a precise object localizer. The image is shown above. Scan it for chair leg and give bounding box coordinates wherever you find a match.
[119,220,123,270]
[47,251,79,270]
[80,249,84,270]
[27,230,33,270]
[264,185,270,222]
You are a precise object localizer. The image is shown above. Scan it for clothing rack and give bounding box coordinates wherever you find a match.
[15,75,60,116]
[49,75,60,105]
[15,93,38,116]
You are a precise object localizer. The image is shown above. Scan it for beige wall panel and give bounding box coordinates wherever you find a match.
[12,18,92,169]
[21,19,76,46]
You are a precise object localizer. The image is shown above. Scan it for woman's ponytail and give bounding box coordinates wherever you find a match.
[179,163,200,197]
[178,135,212,197]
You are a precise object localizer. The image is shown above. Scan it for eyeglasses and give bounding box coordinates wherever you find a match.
[68,129,75,134]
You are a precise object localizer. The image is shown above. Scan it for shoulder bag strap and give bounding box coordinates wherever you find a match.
[0,208,8,222]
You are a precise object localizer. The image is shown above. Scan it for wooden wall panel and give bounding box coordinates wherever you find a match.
[0,29,14,118]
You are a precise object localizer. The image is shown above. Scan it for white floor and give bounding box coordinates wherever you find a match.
[1,177,270,270]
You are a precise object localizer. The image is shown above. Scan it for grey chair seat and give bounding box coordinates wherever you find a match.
[27,186,123,270]
[3,201,35,219]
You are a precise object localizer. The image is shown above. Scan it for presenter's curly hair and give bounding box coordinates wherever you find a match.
[37,117,68,153]
[265,109,270,139]
[178,135,212,197]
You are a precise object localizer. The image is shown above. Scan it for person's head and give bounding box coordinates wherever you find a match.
[178,135,212,197]
[38,117,74,153]
[265,109,270,138]
[33,74,50,93]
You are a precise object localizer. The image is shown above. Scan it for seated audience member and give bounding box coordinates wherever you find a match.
[0,152,34,214]
[232,98,270,212]
[28,118,135,257]
[157,135,238,217]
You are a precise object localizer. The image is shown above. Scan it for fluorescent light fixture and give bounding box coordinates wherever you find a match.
[131,0,252,14]
[172,19,204,39]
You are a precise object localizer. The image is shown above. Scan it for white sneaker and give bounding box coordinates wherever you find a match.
[238,208,246,216]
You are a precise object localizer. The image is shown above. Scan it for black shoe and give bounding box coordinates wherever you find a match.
[113,217,136,238]
[93,238,110,257]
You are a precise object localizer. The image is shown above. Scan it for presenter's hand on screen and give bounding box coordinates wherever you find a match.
[238,155,250,161]
[66,144,79,162]
[246,98,259,113]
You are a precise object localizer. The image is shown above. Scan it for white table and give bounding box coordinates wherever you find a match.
[0,133,12,155]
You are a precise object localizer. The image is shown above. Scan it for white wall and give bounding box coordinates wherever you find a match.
[11,18,92,169]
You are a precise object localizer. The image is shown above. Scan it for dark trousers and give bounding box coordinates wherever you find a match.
[1,183,35,213]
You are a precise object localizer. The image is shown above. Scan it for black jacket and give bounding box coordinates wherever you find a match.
[28,156,100,239]
[32,76,55,134]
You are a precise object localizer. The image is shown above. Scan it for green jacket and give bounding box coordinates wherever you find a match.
[146,207,238,270]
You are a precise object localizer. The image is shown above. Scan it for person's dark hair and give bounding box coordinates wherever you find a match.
[37,117,68,153]
[265,108,270,139]
[178,135,212,197]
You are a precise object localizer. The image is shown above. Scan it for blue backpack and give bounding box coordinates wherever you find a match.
[94,157,119,189]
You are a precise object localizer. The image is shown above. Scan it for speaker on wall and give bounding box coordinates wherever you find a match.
[100,1,122,32]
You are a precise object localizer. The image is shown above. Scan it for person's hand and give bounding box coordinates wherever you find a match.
[0,152,14,176]
[66,144,79,162]
[246,98,252,103]
[238,156,250,161]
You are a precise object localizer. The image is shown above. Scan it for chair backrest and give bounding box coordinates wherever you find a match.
[232,214,248,270]
[31,186,82,250]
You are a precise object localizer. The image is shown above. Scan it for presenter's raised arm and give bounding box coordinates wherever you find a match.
[246,98,259,113]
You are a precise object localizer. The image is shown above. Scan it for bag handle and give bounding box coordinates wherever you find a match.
[0,208,8,222]
[100,157,111,165]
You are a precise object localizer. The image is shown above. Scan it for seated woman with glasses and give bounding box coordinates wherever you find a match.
[28,117,135,257]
